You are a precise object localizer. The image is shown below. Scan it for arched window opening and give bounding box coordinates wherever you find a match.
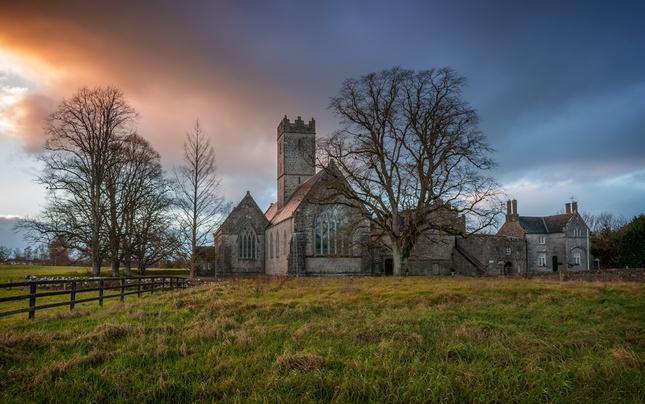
[314,205,349,256]
[283,230,287,255]
[237,226,258,259]
[276,231,280,258]
[238,226,257,259]
[270,232,274,259]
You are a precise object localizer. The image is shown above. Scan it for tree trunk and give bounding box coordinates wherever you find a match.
[392,242,404,276]
[123,260,131,277]
[92,260,101,277]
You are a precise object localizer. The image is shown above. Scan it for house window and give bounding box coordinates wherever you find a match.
[574,252,580,265]
[314,205,348,255]
[538,253,546,267]
[238,226,257,259]
[276,231,279,258]
[538,236,546,244]
[270,232,274,259]
[283,230,287,255]
[505,247,511,256]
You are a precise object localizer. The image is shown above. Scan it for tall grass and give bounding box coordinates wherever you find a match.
[1,276,644,403]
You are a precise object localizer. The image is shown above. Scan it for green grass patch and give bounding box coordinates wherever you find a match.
[1,276,644,403]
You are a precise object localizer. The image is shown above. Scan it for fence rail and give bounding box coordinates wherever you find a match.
[0,276,190,320]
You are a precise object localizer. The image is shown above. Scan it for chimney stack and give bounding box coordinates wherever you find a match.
[506,199,519,222]
[572,201,578,213]
[512,199,518,215]
[565,203,571,213]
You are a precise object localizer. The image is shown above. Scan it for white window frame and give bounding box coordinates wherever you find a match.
[574,252,580,265]
[505,247,511,256]
[538,236,546,245]
[538,253,546,267]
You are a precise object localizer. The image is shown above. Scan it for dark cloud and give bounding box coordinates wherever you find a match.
[0,0,643,217]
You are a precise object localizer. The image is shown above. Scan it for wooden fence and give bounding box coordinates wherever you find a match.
[0,276,191,320]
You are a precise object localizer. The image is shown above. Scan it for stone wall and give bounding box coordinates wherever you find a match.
[404,235,455,276]
[510,268,645,283]
[453,235,526,276]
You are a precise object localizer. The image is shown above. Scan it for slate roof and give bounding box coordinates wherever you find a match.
[518,213,574,234]
[264,169,325,224]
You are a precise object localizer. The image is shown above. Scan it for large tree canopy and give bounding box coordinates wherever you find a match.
[18,86,174,275]
[319,67,502,276]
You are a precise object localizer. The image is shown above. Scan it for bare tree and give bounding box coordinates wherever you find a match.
[173,120,229,278]
[33,86,139,275]
[319,67,503,276]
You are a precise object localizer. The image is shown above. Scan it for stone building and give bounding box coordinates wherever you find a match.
[497,200,591,272]
[201,116,371,277]
[198,115,584,278]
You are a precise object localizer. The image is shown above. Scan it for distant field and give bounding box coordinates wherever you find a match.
[1,276,644,403]
[0,265,189,283]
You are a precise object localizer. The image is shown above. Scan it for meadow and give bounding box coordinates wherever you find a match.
[0,272,644,403]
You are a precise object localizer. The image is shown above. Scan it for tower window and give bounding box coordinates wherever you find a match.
[505,247,511,255]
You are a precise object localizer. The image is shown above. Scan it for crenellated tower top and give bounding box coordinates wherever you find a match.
[277,116,315,140]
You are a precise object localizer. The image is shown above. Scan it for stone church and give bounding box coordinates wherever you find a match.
[197,116,591,277]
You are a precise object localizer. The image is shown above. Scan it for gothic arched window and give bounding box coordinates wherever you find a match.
[314,205,349,255]
[270,232,274,259]
[283,230,287,255]
[238,226,257,259]
[276,231,280,258]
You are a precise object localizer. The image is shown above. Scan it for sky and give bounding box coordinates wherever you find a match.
[0,0,644,249]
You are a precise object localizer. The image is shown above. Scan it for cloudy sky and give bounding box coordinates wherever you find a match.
[1,0,644,248]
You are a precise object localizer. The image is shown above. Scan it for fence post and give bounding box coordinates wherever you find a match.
[99,279,104,306]
[151,278,154,295]
[29,283,36,320]
[138,277,142,298]
[70,281,76,310]
[120,279,125,302]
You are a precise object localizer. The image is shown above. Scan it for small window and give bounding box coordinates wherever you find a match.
[505,247,511,256]
[276,231,279,258]
[538,253,546,267]
[283,230,287,255]
[270,233,274,259]
[574,252,580,265]
[538,236,546,245]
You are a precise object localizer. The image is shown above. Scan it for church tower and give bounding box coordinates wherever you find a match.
[277,116,315,210]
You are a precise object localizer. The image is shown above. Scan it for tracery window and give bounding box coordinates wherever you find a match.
[238,225,257,259]
[314,205,349,255]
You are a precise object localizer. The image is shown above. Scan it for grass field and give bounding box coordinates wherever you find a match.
[1,274,644,403]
